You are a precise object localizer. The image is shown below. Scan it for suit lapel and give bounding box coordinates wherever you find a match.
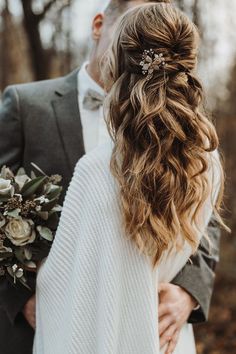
[52,70,85,174]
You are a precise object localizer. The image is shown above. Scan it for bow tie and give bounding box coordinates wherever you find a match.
[83,89,104,111]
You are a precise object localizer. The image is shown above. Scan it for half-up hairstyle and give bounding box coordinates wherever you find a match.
[102,1,225,268]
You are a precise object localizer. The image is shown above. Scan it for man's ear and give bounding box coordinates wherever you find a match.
[92,13,105,40]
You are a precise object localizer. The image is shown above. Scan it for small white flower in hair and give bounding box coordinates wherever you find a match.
[139,49,166,80]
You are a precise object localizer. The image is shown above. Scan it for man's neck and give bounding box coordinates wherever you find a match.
[86,61,104,89]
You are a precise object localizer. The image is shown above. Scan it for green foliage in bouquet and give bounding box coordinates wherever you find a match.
[0,164,62,289]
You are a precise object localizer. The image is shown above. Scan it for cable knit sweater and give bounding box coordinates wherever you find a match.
[33,142,221,354]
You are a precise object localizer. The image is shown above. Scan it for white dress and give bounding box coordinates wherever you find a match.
[33,142,221,354]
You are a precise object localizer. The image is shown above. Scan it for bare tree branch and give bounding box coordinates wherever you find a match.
[56,2,71,16]
[36,0,58,23]
[35,0,71,23]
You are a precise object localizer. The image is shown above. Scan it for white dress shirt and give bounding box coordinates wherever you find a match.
[77,62,111,153]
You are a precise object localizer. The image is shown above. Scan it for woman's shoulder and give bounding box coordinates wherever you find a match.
[74,141,114,178]
[69,142,115,200]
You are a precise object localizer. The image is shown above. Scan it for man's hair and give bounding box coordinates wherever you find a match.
[104,0,129,19]
[104,0,171,20]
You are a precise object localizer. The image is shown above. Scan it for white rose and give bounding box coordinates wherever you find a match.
[5,218,36,246]
[0,178,14,197]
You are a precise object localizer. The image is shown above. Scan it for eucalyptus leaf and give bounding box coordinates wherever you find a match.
[41,197,59,212]
[31,171,37,179]
[0,214,6,228]
[14,175,31,190]
[51,205,62,212]
[30,163,47,176]
[44,183,52,195]
[46,185,62,201]
[37,226,54,241]
[21,176,47,197]
[16,167,27,176]
[0,251,13,259]
[0,196,9,202]
[15,247,25,263]
[24,247,32,261]
[24,260,37,269]
[37,211,49,220]
[6,208,21,219]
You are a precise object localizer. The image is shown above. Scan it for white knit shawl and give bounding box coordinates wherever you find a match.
[33,142,220,354]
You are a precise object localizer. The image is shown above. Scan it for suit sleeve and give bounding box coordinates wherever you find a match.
[0,86,36,324]
[0,86,23,171]
[171,214,221,323]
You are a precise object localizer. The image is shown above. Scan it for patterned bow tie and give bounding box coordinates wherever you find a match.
[83,89,104,111]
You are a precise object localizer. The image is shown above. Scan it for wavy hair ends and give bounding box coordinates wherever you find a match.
[102,3,225,268]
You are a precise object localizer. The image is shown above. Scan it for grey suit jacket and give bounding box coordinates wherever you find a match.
[0,69,221,354]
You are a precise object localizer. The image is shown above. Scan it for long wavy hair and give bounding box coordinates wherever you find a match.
[102,1,225,268]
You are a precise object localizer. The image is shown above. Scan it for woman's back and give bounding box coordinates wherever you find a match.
[34,142,220,354]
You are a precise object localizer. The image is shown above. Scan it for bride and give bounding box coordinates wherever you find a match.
[33,3,224,354]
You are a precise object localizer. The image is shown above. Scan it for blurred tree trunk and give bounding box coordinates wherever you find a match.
[214,59,236,234]
[0,0,34,90]
[175,0,200,27]
[0,2,9,89]
[21,0,52,80]
[0,0,22,89]
[192,0,200,27]
[21,0,71,81]
[65,0,72,73]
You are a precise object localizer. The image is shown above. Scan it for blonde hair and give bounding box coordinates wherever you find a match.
[102,2,225,268]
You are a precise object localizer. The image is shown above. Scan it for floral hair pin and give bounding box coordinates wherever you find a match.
[139,49,166,80]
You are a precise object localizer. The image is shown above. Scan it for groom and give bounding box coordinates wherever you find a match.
[0,1,221,354]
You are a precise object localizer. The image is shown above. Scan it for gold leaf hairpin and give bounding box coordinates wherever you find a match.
[139,49,166,80]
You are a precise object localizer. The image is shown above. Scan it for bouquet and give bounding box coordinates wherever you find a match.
[0,164,62,289]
